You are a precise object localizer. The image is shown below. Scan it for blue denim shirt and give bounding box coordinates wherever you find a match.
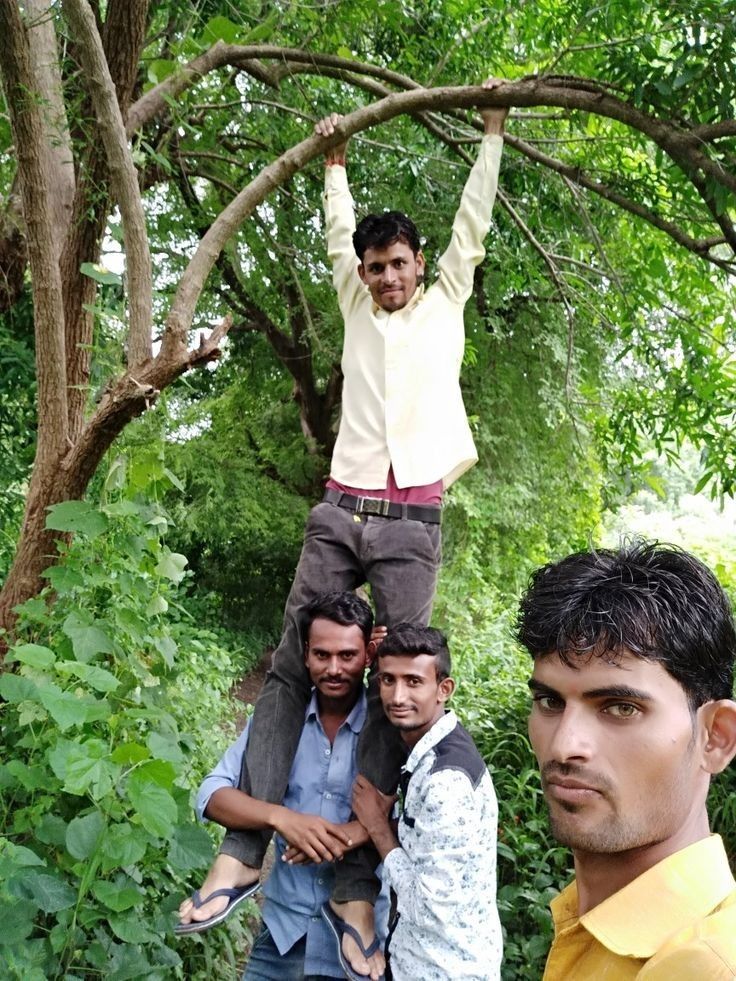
[197,690,373,977]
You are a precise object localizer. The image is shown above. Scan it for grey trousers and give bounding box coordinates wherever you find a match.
[221,500,441,902]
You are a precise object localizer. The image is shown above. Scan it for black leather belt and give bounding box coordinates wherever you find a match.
[323,488,441,523]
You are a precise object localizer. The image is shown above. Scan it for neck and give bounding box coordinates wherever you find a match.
[316,688,361,727]
[401,706,448,750]
[573,810,711,915]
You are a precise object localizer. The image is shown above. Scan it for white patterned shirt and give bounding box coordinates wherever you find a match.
[382,709,503,980]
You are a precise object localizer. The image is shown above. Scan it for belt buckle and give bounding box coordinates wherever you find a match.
[356,496,390,516]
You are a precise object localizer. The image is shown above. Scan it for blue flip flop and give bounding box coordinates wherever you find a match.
[321,902,385,981]
[175,881,260,935]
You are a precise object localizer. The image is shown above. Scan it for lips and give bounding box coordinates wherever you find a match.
[545,777,603,805]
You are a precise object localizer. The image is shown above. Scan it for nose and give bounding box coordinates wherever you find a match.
[391,679,411,703]
[546,706,594,763]
[326,656,342,676]
[382,265,397,285]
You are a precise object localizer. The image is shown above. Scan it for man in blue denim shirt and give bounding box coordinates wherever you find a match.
[187,592,385,979]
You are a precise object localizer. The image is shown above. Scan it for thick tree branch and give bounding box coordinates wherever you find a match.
[62,0,153,367]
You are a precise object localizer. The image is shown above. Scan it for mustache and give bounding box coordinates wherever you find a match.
[541,761,611,795]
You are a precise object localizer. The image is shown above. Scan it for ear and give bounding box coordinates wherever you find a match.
[358,262,367,284]
[438,676,455,704]
[415,250,426,276]
[699,699,736,775]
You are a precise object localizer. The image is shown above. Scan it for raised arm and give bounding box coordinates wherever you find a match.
[317,113,365,310]
[435,77,508,305]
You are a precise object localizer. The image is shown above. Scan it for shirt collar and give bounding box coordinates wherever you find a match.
[403,709,458,774]
[552,835,736,959]
[305,687,367,734]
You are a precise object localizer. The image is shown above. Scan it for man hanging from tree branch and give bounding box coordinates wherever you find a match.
[178,78,507,981]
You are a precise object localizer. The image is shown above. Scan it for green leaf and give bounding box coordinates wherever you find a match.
[39,683,89,731]
[126,778,177,838]
[0,674,39,703]
[42,563,84,592]
[20,873,76,913]
[202,15,241,43]
[101,823,147,871]
[6,760,49,791]
[110,742,150,765]
[66,810,105,860]
[46,500,109,537]
[0,897,37,944]
[0,840,46,876]
[6,643,56,669]
[147,731,183,763]
[62,612,114,662]
[109,912,160,944]
[153,635,177,668]
[91,879,143,912]
[155,550,188,583]
[63,741,116,799]
[80,261,122,286]
[57,661,120,693]
[146,593,168,616]
[167,824,214,871]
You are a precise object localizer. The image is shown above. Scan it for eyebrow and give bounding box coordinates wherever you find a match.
[527,679,654,701]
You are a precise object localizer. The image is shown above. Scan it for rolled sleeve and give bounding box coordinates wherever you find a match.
[195,725,249,822]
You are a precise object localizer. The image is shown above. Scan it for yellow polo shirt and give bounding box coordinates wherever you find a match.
[543,835,736,979]
[323,135,503,490]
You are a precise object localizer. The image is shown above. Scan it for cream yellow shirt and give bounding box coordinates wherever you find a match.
[544,835,736,980]
[323,135,503,489]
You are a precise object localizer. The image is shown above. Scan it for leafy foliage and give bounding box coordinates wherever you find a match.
[0,486,258,979]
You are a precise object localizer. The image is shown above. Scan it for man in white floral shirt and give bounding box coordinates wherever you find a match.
[349,624,502,980]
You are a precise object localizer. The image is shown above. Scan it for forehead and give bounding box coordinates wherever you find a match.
[531,650,688,704]
[362,240,417,265]
[306,618,365,651]
[379,652,437,678]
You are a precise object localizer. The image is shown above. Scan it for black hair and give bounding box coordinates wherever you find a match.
[516,541,736,710]
[377,623,451,681]
[352,211,421,261]
[303,591,373,646]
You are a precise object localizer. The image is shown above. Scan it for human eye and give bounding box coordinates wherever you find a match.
[532,693,563,712]
[604,702,641,719]
[407,677,422,687]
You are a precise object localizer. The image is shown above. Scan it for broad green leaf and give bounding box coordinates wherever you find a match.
[101,823,147,871]
[62,612,114,662]
[0,897,37,944]
[146,593,168,616]
[6,761,49,791]
[42,563,84,592]
[39,684,89,731]
[35,814,67,847]
[45,500,109,537]
[0,674,39,703]
[155,550,188,583]
[126,778,177,838]
[106,940,155,980]
[56,661,120,693]
[109,912,160,944]
[66,810,105,860]
[147,731,183,763]
[63,741,117,799]
[153,634,177,667]
[130,758,176,791]
[202,15,241,43]
[80,261,121,286]
[0,840,46,876]
[111,742,150,765]
[5,643,56,669]
[167,824,214,871]
[19,873,76,913]
[92,879,143,912]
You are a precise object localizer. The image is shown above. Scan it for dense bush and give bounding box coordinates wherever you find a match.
[0,492,259,979]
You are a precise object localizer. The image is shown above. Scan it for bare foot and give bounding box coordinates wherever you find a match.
[178,853,259,925]
[330,899,385,980]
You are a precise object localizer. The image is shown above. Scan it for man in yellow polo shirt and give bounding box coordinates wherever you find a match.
[517,542,736,979]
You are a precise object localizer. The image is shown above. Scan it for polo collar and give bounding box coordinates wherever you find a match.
[553,835,735,959]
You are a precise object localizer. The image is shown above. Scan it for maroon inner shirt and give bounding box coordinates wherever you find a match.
[326,465,442,506]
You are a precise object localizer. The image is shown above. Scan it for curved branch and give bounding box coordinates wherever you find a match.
[63,0,153,367]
